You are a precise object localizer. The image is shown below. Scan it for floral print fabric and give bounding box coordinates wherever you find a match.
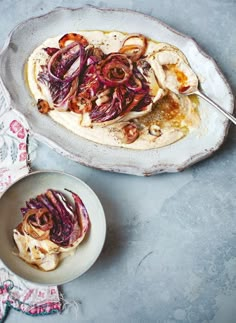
[0,79,61,322]
[0,111,29,194]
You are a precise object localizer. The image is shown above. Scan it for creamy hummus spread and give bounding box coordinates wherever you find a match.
[27,31,200,149]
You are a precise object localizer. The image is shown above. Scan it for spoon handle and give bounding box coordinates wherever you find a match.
[195,90,236,125]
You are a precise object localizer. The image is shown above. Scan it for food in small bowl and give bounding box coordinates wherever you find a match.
[13,189,90,271]
[0,171,106,285]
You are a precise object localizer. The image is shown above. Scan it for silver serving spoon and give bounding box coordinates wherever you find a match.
[155,50,235,125]
[187,89,236,125]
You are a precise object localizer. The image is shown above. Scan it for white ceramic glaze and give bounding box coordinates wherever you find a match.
[0,5,234,176]
[0,171,106,285]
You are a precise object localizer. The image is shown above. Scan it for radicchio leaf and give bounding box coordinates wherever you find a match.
[48,42,86,82]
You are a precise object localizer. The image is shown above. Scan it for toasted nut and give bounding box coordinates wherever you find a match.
[149,124,161,137]
[37,99,51,114]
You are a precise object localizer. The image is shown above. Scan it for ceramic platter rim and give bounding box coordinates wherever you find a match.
[0,5,234,176]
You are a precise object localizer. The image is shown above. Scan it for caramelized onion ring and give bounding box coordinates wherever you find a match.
[96,53,133,87]
[120,34,147,61]
[119,44,144,62]
[22,208,53,240]
[59,33,89,48]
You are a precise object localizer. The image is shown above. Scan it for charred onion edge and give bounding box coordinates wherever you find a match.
[120,33,147,61]
[22,208,53,240]
[96,53,133,87]
[59,33,89,48]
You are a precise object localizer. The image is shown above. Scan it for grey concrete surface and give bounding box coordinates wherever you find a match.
[0,0,236,322]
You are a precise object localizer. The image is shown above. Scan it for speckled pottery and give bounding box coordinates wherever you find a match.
[0,5,234,175]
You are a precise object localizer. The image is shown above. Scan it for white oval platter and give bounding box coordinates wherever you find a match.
[0,5,234,176]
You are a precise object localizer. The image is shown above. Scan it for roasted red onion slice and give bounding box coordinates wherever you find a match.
[48,42,86,82]
[87,56,99,65]
[59,33,89,48]
[119,34,147,61]
[36,194,64,244]
[20,189,90,248]
[126,74,143,92]
[22,208,53,240]
[87,46,104,63]
[119,44,144,62]
[96,53,133,87]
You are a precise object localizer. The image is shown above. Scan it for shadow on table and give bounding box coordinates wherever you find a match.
[90,194,127,273]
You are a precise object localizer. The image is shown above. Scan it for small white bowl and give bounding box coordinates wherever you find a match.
[0,170,106,285]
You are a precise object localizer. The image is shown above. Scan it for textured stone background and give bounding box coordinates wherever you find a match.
[0,0,236,322]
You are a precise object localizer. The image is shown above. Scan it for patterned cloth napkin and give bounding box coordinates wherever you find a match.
[0,81,62,322]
